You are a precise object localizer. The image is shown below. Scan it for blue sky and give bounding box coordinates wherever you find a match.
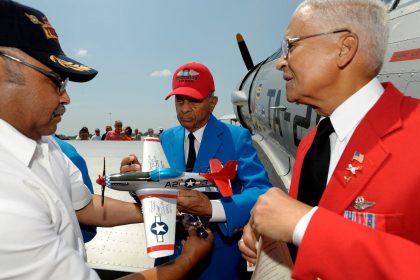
[19,0,301,136]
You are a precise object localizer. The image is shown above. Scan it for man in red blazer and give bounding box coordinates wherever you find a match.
[239,0,420,279]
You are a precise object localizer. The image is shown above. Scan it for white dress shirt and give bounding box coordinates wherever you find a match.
[293,78,384,246]
[0,119,99,279]
[184,125,227,222]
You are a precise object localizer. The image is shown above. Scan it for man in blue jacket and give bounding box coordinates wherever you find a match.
[158,62,271,279]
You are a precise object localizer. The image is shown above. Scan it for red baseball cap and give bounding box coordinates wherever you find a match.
[165,62,215,101]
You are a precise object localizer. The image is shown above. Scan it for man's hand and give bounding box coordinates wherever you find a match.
[119,227,213,280]
[120,154,141,173]
[250,187,312,243]
[179,227,214,267]
[239,222,258,265]
[177,189,212,217]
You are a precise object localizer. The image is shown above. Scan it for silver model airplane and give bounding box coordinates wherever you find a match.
[96,158,237,198]
[232,0,420,192]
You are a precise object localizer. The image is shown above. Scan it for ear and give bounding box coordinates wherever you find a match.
[337,33,358,68]
[209,96,218,112]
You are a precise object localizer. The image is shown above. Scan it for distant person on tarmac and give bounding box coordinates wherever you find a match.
[122,126,133,141]
[133,128,142,141]
[147,128,155,137]
[91,128,101,141]
[105,120,124,140]
[77,126,90,140]
[101,125,112,140]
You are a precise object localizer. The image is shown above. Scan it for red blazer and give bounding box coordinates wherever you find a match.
[289,83,420,279]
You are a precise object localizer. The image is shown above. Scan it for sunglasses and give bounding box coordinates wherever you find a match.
[181,213,209,239]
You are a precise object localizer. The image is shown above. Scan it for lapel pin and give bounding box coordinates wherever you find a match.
[352,151,364,164]
[346,164,361,175]
[353,196,375,210]
[344,176,352,183]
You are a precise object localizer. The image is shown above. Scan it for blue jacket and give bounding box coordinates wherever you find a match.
[158,115,271,279]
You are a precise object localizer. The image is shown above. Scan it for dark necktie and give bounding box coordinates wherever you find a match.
[175,133,198,242]
[185,133,196,172]
[288,118,335,262]
[297,117,335,206]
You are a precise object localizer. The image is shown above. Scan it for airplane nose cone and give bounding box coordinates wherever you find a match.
[96,175,106,186]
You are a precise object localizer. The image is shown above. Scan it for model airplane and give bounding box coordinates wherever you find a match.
[95,137,238,251]
[96,158,237,198]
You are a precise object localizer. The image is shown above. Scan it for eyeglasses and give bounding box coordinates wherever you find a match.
[281,29,351,59]
[0,51,68,94]
[181,213,209,239]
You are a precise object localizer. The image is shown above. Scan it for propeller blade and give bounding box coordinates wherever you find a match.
[103,157,106,176]
[236,33,254,70]
[102,157,106,206]
[101,185,105,207]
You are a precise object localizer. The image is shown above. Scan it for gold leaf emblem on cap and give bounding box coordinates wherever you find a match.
[25,14,58,40]
[50,55,92,72]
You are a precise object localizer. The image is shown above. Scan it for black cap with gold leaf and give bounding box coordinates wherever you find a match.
[0,0,98,82]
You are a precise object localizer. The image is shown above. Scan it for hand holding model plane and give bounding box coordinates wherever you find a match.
[118,153,232,217]
[177,189,212,217]
[120,154,213,217]
[120,154,142,173]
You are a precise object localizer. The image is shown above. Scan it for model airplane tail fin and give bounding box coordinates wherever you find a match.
[142,137,170,171]
[201,159,237,197]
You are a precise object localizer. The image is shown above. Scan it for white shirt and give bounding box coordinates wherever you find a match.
[184,125,227,222]
[293,78,384,246]
[91,134,102,141]
[183,125,206,163]
[0,119,99,279]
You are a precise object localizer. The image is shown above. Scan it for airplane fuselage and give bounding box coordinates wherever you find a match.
[106,170,217,193]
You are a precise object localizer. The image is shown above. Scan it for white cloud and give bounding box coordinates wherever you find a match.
[150,69,171,78]
[75,48,89,57]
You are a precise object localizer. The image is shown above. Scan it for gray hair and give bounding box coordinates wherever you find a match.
[296,0,389,75]
[0,47,26,85]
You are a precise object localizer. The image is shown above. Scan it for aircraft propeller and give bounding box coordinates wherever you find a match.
[236,33,254,70]
[95,157,107,206]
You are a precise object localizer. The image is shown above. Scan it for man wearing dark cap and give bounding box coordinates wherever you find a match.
[0,1,212,279]
[123,62,271,279]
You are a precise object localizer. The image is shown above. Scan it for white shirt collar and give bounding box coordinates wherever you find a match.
[330,78,384,142]
[184,123,207,144]
[0,118,38,167]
